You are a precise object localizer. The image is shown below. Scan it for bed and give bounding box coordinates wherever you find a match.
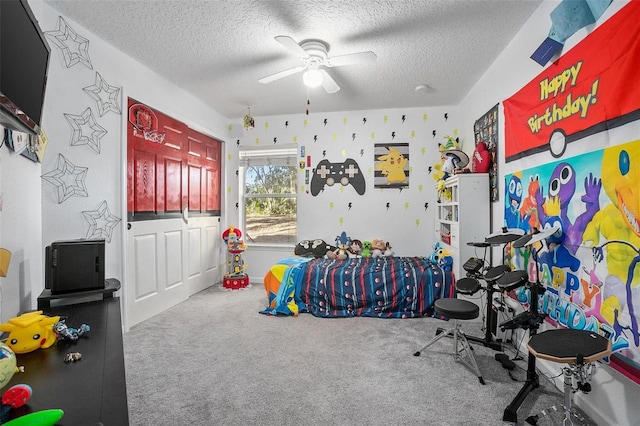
[261,256,455,318]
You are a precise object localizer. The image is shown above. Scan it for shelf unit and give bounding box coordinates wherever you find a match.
[435,173,490,280]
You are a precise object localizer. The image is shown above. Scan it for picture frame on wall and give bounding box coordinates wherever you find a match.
[373,142,409,189]
[474,104,499,201]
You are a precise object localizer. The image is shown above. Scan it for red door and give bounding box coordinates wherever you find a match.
[127,98,221,220]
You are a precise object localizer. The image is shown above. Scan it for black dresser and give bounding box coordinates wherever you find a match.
[5,296,129,425]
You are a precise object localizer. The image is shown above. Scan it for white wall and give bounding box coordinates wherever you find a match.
[458,1,635,425]
[225,106,463,282]
[0,1,229,319]
[2,1,635,423]
[0,150,42,322]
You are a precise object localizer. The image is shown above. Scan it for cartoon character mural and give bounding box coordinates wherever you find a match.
[505,173,527,231]
[505,139,640,383]
[375,147,408,184]
[519,175,542,231]
[502,1,640,385]
[374,143,409,189]
[536,162,602,255]
[583,141,640,350]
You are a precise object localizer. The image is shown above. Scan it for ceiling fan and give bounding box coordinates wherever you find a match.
[258,35,377,94]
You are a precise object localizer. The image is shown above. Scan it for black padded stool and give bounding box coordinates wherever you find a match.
[414,298,485,384]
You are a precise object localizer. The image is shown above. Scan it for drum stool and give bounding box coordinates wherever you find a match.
[414,298,485,384]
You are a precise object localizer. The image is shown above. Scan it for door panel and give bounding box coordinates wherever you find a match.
[133,234,157,299]
[188,165,202,211]
[126,98,222,328]
[127,219,188,327]
[133,151,156,213]
[164,157,183,212]
[187,217,220,295]
[164,230,184,287]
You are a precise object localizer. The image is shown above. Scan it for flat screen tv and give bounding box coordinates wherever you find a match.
[0,0,51,136]
[45,239,106,295]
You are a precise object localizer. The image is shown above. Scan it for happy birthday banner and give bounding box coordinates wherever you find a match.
[504,1,640,162]
[505,138,640,385]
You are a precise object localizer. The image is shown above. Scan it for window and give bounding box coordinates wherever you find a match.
[239,145,298,245]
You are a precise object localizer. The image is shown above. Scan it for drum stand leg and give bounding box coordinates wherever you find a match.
[436,284,503,351]
[503,282,544,423]
[503,350,540,423]
[563,366,574,426]
[416,319,485,385]
[561,362,592,426]
[464,284,503,351]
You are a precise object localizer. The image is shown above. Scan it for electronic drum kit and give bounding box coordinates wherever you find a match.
[459,226,605,424]
[456,228,527,351]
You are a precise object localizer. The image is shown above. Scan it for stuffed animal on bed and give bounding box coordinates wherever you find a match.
[371,239,385,258]
[295,239,335,258]
[348,239,362,257]
[428,242,453,271]
[361,241,372,258]
[332,231,352,260]
[384,241,394,257]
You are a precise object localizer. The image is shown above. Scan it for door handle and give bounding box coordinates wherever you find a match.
[182,205,189,224]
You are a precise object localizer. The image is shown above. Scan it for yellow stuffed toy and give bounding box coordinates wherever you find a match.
[0,311,61,354]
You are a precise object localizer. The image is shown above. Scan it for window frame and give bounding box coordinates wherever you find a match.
[238,144,298,247]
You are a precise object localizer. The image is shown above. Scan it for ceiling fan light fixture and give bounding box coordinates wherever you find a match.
[303,67,323,88]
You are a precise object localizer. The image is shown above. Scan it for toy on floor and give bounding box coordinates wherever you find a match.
[53,320,90,342]
[0,311,60,354]
[221,226,249,289]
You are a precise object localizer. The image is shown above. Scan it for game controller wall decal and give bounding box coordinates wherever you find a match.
[310,158,366,196]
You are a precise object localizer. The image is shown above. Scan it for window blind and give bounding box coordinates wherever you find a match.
[238,144,298,167]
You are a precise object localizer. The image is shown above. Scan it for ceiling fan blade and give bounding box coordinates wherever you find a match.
[274,35,309,58]
[258,66,306,84]
[320,69,340,94]
[326,51,377,67]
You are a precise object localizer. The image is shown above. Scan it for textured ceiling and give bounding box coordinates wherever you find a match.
[43,0,543,119]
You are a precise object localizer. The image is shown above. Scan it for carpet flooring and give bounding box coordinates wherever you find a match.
[123,284,598,426]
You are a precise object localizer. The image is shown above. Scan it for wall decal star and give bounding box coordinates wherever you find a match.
[83,201,121,243]
[64,107,107,153]
[41,154,88,203]
[45,16,93,69]
[83,72,121,116]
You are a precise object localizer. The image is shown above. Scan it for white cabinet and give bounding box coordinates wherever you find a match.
[435,173,490,279]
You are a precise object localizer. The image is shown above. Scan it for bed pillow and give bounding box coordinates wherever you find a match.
[294,239,335,258]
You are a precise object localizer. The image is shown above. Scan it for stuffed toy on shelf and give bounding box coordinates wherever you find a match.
[432,135,470,202]
[0,311,60,354]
